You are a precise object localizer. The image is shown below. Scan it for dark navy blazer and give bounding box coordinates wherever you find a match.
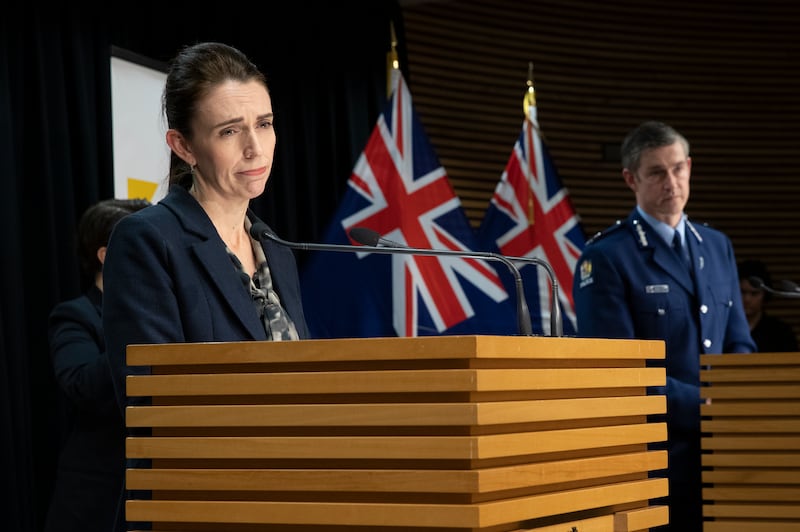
[45,285,124,532]
[103,185,310,414]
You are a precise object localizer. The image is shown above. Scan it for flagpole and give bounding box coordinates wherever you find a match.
[524,63,536,225]
[387,22,400,97]
[523,61,535,117]
[522,62,563,337]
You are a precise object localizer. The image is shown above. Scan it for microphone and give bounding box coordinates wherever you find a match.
[250,222,537,336]
[350,227,563,337]
[349,227,398,247]
[748,276,800,299]
[777,279,800,294]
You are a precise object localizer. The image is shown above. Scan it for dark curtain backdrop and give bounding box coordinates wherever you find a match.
[0,3,407,531]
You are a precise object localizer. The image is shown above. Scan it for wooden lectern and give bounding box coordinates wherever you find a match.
[700,352,800,531]
[125,335,669,531]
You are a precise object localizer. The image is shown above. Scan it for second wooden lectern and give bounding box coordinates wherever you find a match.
[124,334,669,531]
[701,351,800,531]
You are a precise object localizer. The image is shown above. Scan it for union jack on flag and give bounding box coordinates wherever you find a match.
[477,103,586,335]
[300,71,517,338]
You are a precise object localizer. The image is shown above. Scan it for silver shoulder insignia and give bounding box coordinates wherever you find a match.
[635,222,648,247]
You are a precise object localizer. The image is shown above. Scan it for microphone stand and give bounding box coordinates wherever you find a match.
[505,256,563,337]
[251,223,536,336]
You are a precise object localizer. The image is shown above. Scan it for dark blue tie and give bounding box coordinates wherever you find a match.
[672,230,690,268]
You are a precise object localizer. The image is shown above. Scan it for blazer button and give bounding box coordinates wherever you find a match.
[703,339,712,348]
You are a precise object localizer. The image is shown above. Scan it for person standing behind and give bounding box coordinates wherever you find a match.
[572,121,755,531]
[44,197,150,532]
[738,259,798,352]
[102,42,310,530]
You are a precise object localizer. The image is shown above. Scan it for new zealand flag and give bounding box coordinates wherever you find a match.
[478,104,586,335]
[300,72,517,338]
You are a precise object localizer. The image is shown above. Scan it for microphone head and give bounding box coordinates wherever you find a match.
[349,227,381,246]
[249,222,272,241]
[777,279,800,293]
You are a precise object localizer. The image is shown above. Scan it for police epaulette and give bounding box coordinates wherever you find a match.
[585,220,624,245]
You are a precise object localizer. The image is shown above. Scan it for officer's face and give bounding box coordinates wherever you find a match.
[623,142,691,227]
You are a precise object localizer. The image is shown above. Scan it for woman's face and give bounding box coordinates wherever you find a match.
[188,79,276,202]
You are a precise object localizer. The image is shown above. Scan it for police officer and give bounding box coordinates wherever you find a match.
[573,120,755,531]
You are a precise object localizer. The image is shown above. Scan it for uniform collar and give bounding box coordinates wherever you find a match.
[636,205,687,246]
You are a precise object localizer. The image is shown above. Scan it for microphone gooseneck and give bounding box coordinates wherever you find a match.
[748,276,800,299]
[250,222,367,254]
[251,222,540,336]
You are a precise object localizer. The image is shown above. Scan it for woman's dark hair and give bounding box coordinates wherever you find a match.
[77,198,151,283]
[162,42,268,188]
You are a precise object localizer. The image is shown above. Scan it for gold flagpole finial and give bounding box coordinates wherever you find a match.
[523,61,536,116]
[387,22,400,97]
[523,61,537,225]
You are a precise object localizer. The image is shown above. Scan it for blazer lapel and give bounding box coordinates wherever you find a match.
[162,187,267,340]
[192,238,266,339]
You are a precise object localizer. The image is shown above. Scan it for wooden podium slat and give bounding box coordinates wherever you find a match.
[703,486,800,502]
[702,401,800,416]
[614,505,670,531]
[702,419,800,433]
[127,423,666,460]
[125,336,668,531]
[700,352,800,530]
[704,503,800,518]
[702,385,800,400]
[126,450,667,492]
[126,335,664,365]
[703,453,800,467]
[701,367,800,382]
[521,515,615,532]
[704,522,800,532]
[704,470,800,484]
[127,395,665,427]
[702,436,800,451]
[126,478,667,528]
[127,367,663,396]
[700,352,800,366]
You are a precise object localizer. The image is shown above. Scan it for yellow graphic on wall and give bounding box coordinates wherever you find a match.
[127,178,160,202]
